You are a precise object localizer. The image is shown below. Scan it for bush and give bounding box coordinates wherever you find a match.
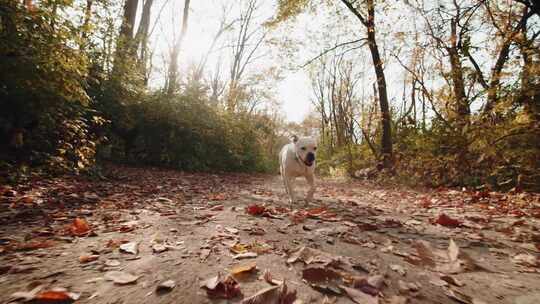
[0,2,104,172]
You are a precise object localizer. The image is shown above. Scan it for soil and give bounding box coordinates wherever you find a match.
[1,165,539,304]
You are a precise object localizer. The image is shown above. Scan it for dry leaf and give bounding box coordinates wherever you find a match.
[69,218,91,236]
[434,214,462,228]
[302,266,343,294]
[390,264,406,276]
[231,262,257,276]
[200,273,241,299]
[242,282,297,304]
[246,204,266,216]
[261,269,283,285]
[104,271,140,285]
[233,252,258,259]
[156,280,176,292]
[152,244,167,253]
[79,254,99,263]
[119,242,139,255]
[35,290,80,303]
[340,285,378,304]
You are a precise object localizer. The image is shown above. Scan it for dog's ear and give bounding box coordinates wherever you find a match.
[290,134,298,143]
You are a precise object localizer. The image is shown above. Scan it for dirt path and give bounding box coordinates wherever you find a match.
[1,166,540,303]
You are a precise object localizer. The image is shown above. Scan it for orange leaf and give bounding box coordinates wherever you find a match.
[70,218,90,236]
[35,290,72,301]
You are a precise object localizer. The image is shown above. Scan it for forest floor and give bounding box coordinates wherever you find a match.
[1,165,540,304]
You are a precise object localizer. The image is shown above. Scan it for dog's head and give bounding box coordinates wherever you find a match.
[291,135,317,167]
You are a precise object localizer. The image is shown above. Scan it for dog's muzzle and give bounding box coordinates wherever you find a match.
[305,153,315,166]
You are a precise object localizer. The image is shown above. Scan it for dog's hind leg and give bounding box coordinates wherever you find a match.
[280,164,294,205]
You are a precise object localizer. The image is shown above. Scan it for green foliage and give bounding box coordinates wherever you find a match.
[95,89,275,172]
[0,2,104,173]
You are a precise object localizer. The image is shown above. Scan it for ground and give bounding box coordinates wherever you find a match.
[1,165,539,304]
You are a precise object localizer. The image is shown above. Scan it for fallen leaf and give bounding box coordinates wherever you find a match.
[120,242,139,255]
[15,240,56,251]
[231,262,257,276]
[434,214,462,228]
[152,244,167,253]
[35,290,80,303]
[231,243,250,254]
[246,204,266,216]
[105,259,121,267]
[200,248,211,260]
[440,275,464,287]
[104,271,140,285]
[156,280,176,292]
[390,264,406,276]
[200,273,241,299]
[261,269,283,285]
[302,266,343,294]
[233,252,258,259]
[79,254,99,263]
[412,240,437,267]
[350,277,380,296]
[340,285,378,304]
[397,280,420,294]
[512,253,538,267]
[242,282,297,304]
[225,227,239,234]
[210,205,224,211]
[444,288,487,304]
[69,218,92,236]
[287,246,338,265]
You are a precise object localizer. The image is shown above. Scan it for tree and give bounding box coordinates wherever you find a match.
[226,0,268,112]
[338,0,393,168]
[166,0,191,95]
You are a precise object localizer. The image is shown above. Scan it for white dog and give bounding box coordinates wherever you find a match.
[279,135,317,205]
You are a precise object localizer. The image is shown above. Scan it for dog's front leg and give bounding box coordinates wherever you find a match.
[306,174,315,202]
[285,176,296,205]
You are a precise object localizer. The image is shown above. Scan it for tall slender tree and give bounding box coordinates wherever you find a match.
[166,0,190,95]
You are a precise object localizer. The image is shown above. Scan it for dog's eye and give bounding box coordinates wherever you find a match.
[301,147,306,150]
[314,147,317,150]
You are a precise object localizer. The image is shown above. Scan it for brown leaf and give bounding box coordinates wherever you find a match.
[246,204,266,216]
[287,246,337,265]
[261,269,283,285]
[340,285,379,304]
[200,273,241,299]
[156,280,176,292]
[104,271,140,285]
[233,252,258,259]
[231,262,257,276]
[79,254,99,263]
[433,214,462,228]
[242,282,297,304]
[351,277,380,296]
[302,266,343,294]
[412,240,437,267]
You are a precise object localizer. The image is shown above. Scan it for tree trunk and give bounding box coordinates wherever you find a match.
[112,0,139,77]
[135,0,154,86]
[448,19,469,118]
[167,0,191,95]
[365,0,393,168]
[80,0,93,46]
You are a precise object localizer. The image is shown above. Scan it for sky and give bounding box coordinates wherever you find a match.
[148,0,314,123]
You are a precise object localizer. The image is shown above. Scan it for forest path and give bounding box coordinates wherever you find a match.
[1,165,539,304]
